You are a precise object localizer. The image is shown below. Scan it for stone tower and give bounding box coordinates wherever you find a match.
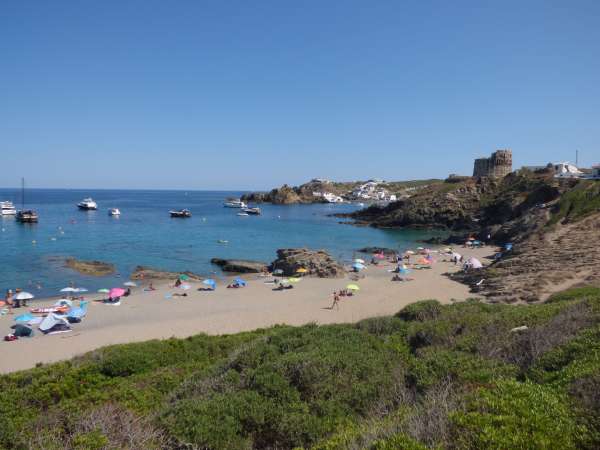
[473,149,513,178]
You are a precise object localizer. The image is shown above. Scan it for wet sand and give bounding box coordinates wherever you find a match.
[0,247,492,373]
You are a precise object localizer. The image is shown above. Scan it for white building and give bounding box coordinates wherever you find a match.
[553,162,583,179]
[323,192,344,203]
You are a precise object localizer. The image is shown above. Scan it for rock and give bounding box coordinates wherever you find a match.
[271,248,345,278]
[65,258,115,276]
[210,258,268,273]
[130,266,202,281]
[357,247,397,255]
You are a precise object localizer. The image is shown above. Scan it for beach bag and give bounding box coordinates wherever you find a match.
[11,324,33,337]
[4,334,18,342]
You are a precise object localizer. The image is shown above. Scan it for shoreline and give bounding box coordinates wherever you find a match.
[0,247,492,374]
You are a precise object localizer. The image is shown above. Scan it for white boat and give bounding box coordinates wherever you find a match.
[77,198,98,210]
[1,201,17,216]
[243,207,261,215]
[224,199,248,208]
[108,208,121,216]
[237,212,249,216]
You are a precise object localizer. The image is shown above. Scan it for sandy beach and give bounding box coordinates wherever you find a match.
[0,247,492,373]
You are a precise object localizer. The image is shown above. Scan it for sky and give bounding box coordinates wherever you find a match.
[1,0,599,190]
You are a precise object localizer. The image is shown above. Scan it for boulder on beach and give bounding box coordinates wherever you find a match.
[65,258,115,276]
[271,248,345,278]
[210,258,268,273]
[130,266,202,281]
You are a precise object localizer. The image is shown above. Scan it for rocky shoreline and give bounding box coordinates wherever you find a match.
[64,258,116,276]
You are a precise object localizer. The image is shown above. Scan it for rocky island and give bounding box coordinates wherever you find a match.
[64,258,116,276]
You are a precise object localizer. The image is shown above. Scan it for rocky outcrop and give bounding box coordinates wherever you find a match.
[271,248,345,278]
[130,266,202,281]
[210,258,268,273]
[65,258,115,276]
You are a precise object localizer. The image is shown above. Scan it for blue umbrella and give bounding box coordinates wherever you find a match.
[352,263,365,271]
[14,313,34,323]
[234,278,247,287]
[203,279,216,290]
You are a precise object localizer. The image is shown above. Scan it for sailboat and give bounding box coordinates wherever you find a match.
[16,178,38,223]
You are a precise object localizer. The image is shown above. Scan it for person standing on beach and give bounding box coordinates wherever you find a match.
[4,290,14,314]
[330,291,340,310]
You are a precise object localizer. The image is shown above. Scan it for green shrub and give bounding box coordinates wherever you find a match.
[451,380,583,449]
[396,300,442,322]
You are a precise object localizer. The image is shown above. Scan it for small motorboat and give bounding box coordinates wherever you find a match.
[170,209,192,218]
[77,198,98,210]
[243,207,261,215]
[223,199,248,208]
[1,201,17,216]
[237,212,249,216]
[108,208,121,216]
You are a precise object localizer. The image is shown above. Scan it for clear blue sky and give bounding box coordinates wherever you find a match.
[1,1,599,190]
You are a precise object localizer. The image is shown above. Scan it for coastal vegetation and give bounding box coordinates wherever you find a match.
[2,286,600,449]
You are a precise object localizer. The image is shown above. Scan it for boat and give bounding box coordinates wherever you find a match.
[108,208,121,216]
[170,209,191,218]
[224,199,248,208]
[237,212,249,216]
[77,198,98,210]
[243,207,261,215]
[16,210,38,223]
[16,178,38,223]
[1,201,17,216]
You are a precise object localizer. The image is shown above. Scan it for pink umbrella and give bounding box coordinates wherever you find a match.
[374,253,386,259]
[109,288,126,299]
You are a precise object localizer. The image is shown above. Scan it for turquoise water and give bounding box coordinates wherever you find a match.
[0,189,442,299]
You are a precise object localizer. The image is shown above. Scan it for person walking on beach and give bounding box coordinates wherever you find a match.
[330,290,340,310]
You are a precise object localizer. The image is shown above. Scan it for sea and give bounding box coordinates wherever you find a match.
[0,189,445,300]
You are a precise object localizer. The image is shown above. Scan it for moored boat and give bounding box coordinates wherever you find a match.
[170,209,191,218]
[77,198,98,210]
[224,199,248,208]
[243,207,261,215]
[1,201,17,216]
[108,208,121,216]
[16,210,38,223]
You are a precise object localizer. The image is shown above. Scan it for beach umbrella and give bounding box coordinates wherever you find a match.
[179,274,190,281]
[109,287,126,298]
[15,292,34,301]
[60,287,77,293]
[203,279,216,290]
[354,258,365,264]
[296,268,308,274]
[14,313,34,323]
[97,288,110,293]
[74,287,88,293]
[346,284,360,291]
[179,283,191,290]
[234,278,247,286]
[352,263,365,271]
[123,281,137,287]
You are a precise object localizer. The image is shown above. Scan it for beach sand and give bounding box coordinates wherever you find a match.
[0,247,492,373]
